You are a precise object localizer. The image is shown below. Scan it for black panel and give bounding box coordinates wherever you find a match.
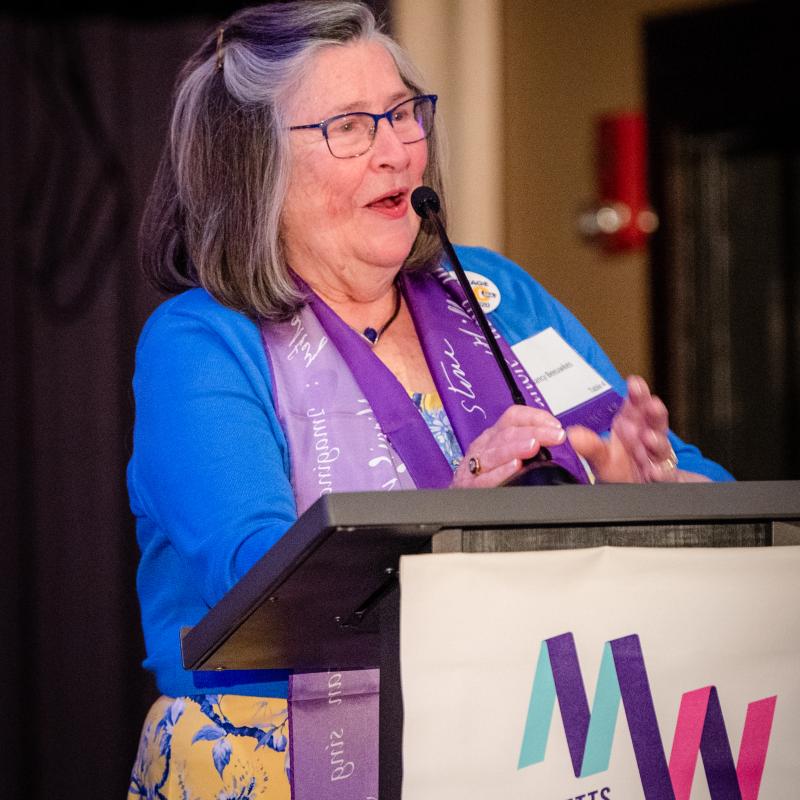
[645,1,800,480]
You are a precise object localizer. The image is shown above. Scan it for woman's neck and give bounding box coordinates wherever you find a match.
[296,265,401,333]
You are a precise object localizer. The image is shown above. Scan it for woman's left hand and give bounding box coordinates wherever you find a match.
[566,375,710,484]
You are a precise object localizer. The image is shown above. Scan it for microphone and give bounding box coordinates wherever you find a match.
[411,186,576,485]
[411,186,527,406]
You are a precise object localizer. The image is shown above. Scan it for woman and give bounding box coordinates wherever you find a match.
[127,2,731,798]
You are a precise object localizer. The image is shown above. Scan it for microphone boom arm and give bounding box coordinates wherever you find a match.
[411,186,567,478]
[415,193,526,407]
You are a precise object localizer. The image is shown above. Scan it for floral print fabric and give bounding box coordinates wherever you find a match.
[410,390,464,471]
[128,694,290,800]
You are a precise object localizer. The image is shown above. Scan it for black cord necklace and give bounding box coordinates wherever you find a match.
[359,282,402,345]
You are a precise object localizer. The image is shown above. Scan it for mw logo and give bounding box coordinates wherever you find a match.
[518,633,776,800]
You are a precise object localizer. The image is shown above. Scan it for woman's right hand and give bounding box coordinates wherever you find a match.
[450,405,567,488]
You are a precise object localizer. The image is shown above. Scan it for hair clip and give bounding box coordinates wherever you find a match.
[215,27,225,72]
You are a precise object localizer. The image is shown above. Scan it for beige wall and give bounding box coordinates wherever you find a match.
[396,0,732,383]
[394,0,504,251]
[503,0,731,383]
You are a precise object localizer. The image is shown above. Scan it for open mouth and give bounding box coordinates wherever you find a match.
[367,189,407,210]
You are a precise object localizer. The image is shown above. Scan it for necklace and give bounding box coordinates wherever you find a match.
[358,282,402,345]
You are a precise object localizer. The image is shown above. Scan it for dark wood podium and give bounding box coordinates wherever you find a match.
[181,481,800,799]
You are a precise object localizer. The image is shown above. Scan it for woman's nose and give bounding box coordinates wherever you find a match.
[369,118,411,169]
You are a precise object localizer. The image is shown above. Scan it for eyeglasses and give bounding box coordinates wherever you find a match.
[289,94,437,159]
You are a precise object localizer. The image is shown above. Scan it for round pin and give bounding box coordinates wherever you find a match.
[464,271,501,313]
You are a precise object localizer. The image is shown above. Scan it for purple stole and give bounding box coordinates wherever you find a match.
[260,264,623,514]
[259,264,622,797]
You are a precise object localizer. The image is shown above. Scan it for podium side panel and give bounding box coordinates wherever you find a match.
[379,583,402,800]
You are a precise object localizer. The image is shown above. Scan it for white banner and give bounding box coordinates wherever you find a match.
[400,546,800,800]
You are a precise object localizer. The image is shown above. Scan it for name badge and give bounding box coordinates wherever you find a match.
[511,327,613,415]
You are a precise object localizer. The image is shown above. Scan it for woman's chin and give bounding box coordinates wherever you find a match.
[361,242,417,271]
[358,227,420,270]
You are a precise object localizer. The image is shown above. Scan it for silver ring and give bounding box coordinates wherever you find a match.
[468,456,482,476]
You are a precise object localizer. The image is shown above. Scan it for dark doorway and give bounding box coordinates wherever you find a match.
[646,0,799,481]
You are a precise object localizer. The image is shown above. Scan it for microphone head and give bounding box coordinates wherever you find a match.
[411,185,440,219]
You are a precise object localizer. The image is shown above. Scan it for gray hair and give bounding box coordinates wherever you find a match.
[140,0,447,320]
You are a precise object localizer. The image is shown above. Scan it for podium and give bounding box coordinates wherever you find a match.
[181,481,800,799]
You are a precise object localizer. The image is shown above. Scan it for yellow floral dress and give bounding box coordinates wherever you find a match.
[128,695,290,800]
[410,390,463,470]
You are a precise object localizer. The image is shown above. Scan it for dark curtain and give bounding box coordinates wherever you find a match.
[2,12,237,800]
[2,3,391,797]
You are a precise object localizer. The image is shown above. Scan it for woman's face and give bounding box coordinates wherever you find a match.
[281,39,429,291]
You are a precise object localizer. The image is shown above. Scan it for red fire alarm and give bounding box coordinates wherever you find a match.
[579,110,658,253]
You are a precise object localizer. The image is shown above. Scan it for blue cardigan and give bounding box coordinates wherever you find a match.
[128,246,733,698]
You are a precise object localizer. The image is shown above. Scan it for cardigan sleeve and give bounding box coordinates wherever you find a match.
[128,293,298,607]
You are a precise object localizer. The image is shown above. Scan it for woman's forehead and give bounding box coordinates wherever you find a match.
[290,39,409,121]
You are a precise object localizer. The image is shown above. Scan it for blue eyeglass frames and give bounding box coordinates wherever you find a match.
[288,94,438,159]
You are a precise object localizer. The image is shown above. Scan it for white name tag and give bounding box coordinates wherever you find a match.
[511,327,611,415]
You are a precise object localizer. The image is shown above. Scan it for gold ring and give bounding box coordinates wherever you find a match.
[468,456,482,476]
[663,448,678,471]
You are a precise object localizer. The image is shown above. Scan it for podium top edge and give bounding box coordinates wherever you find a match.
[315,481,800,529]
